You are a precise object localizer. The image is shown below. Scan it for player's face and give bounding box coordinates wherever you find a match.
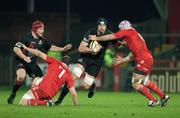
[36,27,44,37]
[98,24,107,34]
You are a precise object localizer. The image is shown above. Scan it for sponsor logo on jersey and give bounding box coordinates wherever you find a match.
[30,41,36,44]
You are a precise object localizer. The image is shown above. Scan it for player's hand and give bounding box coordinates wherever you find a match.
[23,57,31,63]
[89,35,97,40]
[113,55,123,65]
[63,44,72,51]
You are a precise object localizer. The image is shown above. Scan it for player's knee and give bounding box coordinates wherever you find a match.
[83,73,95,89]
[142,76,149,86]
[19,90,35,105]
[19,98,28,105]
[131,77,143,90]
[17,76,25,82]
[16,69,26,82]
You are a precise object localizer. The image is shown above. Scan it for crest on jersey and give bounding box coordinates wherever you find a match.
[83,38,89,43]
[78,58,83,63]
[38,40,43,45]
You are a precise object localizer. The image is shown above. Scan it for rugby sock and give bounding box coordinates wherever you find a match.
[12,80,23,94]
[138,84,157,102]
[145,80,165,99]
[28,99,47,106]
[58,84,69,101]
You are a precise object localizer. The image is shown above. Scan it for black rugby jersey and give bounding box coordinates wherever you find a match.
[79,28,117,64]
[15,33,51,63]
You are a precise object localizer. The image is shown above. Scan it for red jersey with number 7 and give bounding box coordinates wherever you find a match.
[39,56,74,98]
[114,28,153,74]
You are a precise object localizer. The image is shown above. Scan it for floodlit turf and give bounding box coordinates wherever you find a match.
[0,88,180,118]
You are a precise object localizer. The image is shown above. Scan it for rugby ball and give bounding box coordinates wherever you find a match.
[89,40,99,49]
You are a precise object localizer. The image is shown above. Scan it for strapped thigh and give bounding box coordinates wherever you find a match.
[131,77,143,84]
[83,73,95,86]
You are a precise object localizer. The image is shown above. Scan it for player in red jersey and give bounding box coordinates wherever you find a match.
[89,20,170,107]
[17,42,78,106]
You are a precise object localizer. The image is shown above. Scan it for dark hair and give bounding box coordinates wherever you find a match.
[97,18,108,25]
[62,55,71,65]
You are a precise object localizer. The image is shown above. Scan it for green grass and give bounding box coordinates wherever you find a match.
[0,88,180,118]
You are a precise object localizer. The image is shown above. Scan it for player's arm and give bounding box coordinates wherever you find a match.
[122,52,134,63]
[69,87,78,106]
[78,41,94,54]
[113,53,133,65]
[49,44,72,52]
[79,29,97,54]
[97,34,117,41]
[89,34,117,41]
[13,47,27,60]
[13,43,31,63]
[89,31,125,41]
[19,42,47,61]
[43,40,72,52]
[128,52,134,60]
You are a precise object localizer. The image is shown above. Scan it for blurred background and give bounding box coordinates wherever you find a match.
[0,0,179,92]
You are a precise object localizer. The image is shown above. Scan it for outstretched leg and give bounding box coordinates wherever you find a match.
[7,68,26,104]
[55,83,69,105]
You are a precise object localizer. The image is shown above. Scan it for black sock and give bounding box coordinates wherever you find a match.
[11,80,23,95]
[58,83,69,101]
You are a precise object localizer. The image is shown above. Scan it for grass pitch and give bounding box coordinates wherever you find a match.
[0,87,180,118]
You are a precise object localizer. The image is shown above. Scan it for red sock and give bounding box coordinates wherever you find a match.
[145,80,165,99]
[138,85,157,101]
[28,99,47,106]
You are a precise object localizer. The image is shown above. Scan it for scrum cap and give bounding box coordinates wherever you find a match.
[119,20,131,29]
[97,18,108,25]
[31,20,44,33]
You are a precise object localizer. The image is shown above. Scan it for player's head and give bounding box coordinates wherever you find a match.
[62,55,71,66]
[32,20,44,37]
[97,18,107,34]
[118,20,132,30]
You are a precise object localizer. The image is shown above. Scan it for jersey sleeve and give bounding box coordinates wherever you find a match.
[45,56,56,64]
[82,29,93,43]
[114,30,126,39]
[67,76,74,88]
[15,35,29,49]
[21,35,29,45]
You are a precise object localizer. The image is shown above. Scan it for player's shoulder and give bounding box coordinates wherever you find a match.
[86,28,97,35]
[105,28,113,34]
[126,28,137,32]
[22,33,33,41]
[23,33,32,38]
[126,28,138,35]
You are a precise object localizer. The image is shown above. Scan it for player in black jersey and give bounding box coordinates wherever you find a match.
[7,20,72,104]
[55,18,120,105]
